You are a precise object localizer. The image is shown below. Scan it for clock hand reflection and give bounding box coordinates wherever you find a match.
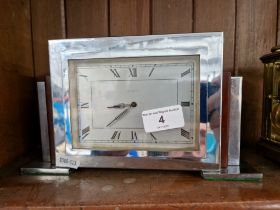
[106,102,137,127]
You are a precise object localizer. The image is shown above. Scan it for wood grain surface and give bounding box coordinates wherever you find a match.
[278,1,280,45]
[66,0,108,38]
[235,0,277,144]
[221,72,231,168]
[152,0,193,34]
[0,0,35,167]
[45,76,56,166]
[0,149,279,209]
[30,0,66,80]
[110,0,150,36]
[194,0,236,73]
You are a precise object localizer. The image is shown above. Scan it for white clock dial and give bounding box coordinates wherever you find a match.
[69,56,199,151]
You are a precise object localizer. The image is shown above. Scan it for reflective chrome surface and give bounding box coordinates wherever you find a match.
[49,33,223,169]
[21,162,70,175]
[228,77,243,166]
[202,165,263,181]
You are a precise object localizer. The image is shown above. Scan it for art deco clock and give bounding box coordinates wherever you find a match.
[48,33,224,170]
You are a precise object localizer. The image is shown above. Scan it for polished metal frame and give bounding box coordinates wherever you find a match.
[49,32,223,170]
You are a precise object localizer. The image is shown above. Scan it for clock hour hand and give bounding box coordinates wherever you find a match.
[107,103,131,109]
[106,108,130,127]
[107,102,137,109]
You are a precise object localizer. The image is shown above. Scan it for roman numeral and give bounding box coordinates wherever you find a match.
[150,133,157,143]
[110,69,120,77]
[129,66,137,77]
[111,131,121,141]
[82,133,89,139]
[181,101,190,107]
[148,64,156,77]
[181,129,190,139]
[131,131,137,142]
[181,68,191,77]
[81,126,90,139]
[82,126,90,135]
[81,102,89,108]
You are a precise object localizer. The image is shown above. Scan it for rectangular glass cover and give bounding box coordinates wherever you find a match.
[69,55,200,152]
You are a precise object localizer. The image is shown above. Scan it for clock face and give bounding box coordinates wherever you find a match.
[68,55,200,151]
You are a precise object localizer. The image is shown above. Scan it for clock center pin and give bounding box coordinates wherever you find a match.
[130,102,137,107]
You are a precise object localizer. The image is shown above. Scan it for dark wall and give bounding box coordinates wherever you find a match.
[0,0,278,166]
[0,0,35,167]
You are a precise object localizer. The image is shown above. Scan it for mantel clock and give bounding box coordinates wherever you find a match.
[19,32,262,180]
[48,33,223,171]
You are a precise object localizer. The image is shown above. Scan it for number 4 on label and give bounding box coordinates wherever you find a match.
[159,115,165,123]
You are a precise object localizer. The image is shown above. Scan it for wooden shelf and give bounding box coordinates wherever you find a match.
[0,149,279,209]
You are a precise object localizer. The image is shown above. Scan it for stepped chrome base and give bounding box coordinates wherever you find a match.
[21,162,70,175]
[21,162,262,181]
[202,165,263,181]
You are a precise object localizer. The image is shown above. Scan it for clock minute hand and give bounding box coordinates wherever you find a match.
[106,108,130,127]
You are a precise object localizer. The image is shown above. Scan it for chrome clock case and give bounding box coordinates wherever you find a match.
[49,33,223,170]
